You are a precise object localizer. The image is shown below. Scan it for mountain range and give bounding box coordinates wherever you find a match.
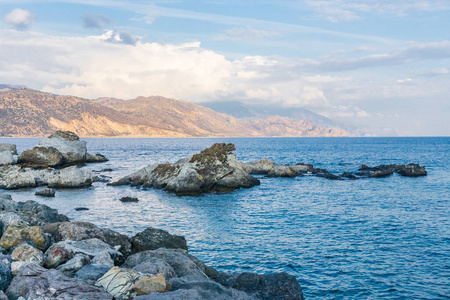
[0,87,347,137]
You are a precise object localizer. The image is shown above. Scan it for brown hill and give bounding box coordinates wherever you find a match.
[0,89,347,137]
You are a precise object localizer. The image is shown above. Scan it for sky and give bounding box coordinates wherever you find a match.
[0,0,449,136]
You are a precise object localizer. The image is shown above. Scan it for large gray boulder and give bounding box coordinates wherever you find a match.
[75,264,112,285]
[111,143,260,195]
[131,228,188,254]
[47,166,93,188]
[0,151,17,166]
[0,144,17,155]
[18,146,64,168]
[38,131,87,165]
[6,263,112,299]
[0,165,51,189]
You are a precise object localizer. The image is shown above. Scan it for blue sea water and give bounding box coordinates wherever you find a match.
[1,137,449,299]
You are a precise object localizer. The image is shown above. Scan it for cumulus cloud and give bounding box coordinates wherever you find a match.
[100,30,140,45]
[82,12,112,29]
[306,0,450,22]
[4,8,36,30]
[215,27,278,40]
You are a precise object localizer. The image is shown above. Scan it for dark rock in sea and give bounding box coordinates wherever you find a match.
[369,169,394,178]
[75,207,89,211]
[6,263,112,300]
[18,146,64,168]
[75,263,112,285]
[120,196,139,203]
[35,188,55,197]
[110,143,260,195]
[131,228,188,253]
[357,163,427,178]
[102,168,113,172]
[397,163,427,177]
[340,172,357,180]
[86,153,109,163]
[18,200,69,224]
[216,272,305,300]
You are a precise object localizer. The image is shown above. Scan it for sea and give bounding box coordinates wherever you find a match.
[1,137,449,299]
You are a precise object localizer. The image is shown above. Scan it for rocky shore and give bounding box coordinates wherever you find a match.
[0,194,305,300]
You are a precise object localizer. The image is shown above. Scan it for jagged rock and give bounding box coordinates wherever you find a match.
[0,212,24,235]
[131,228,188,253]
[47,166,93,188]
[92,251,115,266]
[38,131,87,164]
[124,249,208,279]
[0,194,18,211]
[86,153,109,163]
[120,196,139,202]
[357,163,427,178]
[267,165,296,178]
[0,222,49,251]
[397,163,427,177]
[18,146,64,168]
[6,263,112,299]
[44,238,123,266]
[0,254,12,291]
[0,151,17,166]
[0,144,17,155]
[0,290,8,300]
[95,266,141,300]
[42,221,132,257]
[111,143,260,195]
[133,273,170,296]
[241,159,276,175]
[56,253,91,277]
[11,244,44,266]
[75,264,113,285]
[11,261,29,277]
[35,188,55,197]
[132,257,177,280]
[44,246,70,268]
[216,272,305,300]
[18,200,69,225]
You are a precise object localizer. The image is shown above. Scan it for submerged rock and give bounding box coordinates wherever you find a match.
[111,143,260,195]
[35,188,55,197]
[120,196,139,202]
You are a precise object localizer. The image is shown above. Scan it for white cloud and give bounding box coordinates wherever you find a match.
[216,27,278,40]
[100,30,141,45]
[4,8,36,30]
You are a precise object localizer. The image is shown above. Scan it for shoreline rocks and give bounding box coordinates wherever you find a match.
[0,195,305,300]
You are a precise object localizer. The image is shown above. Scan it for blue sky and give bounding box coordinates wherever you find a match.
[1,0,449,136]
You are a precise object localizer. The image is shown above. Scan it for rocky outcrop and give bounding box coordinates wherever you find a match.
[39,131,87,164]
[47,166,94,188]
[18,146,64,168]
[0,144,17,155]
[86,153,109,163]
[35,188,55,197]
[111,143,260,195]
[0,151,17,166]
[131,228,188,254]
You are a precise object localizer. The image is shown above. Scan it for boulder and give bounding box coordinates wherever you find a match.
[47,166,94,188]
[18,146,64,168]
[111,143,260,195]
[241,159,275,175]
[6,263,112,300]
[134,289,205,300]
[0,212,24,235]
[0,165,54,189]
[0,254,11,291]
[35,188,55,197]
[133,273,170,296]
[0,222,49,251]
[11,243,44,266]
[132,257,177,280]
[0,194,18,211]
[0,291,8,300]
[18,200,69,225]
[124,249,208,279]
[95,266,141,300]
[92,251,115,266]
[120,196,139,202]
[10,261,29,277]
[38,131,87,164]
[397,163,427,177]
[0,144,17,155]
[216,272,305,300]
[75,264,112,285]
[86,153,108,163]
[44,246,70,268]
[131,228,188,253]
[267,165,296,178]
[56,253,91,277]
[0,151,17,166]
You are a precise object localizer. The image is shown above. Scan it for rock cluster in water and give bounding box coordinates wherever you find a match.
[0,131,108,190]
[112,143,427,195]
[0,194,305,300]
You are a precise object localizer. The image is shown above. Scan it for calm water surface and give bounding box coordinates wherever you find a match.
[1,137,449,299]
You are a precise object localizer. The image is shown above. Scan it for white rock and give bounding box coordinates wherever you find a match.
[47,166,93,188]
[39,133,87,164]
[0,151,15,165]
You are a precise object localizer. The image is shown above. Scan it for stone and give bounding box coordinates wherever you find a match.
[111,143,260,195]
[18,146,64,168]
[75,264,112,285]
[6,263,112,300]
[0,144,17,155]
[131,228,188,253]
[35,188,55,197]
[216,272,305,300]
[0,254,11,291]
[0,151,16,166]
[124,249,208,279]
[397,163,427,177]
[86,153,109,163]
[56,253,91,277]
[0,194,18,211]
[134,289,205,300]
[241,159,275,175]
[0,222,49,251]
[120,196,139,202]
[75,207,89,211]
[44,246,70,268]
[0,290,8,300]
[0,212,24,236]
[132,258,177,280]
[47,166,94,188]
[95,266,140,300]
[267,165,296,178]
[92,251,115,266]
[11,244,44,266]
[10,261,28,277]
[0,165,55,190]
[19,200,69,225]
[38,131,87,164]
[133,274,170,295]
